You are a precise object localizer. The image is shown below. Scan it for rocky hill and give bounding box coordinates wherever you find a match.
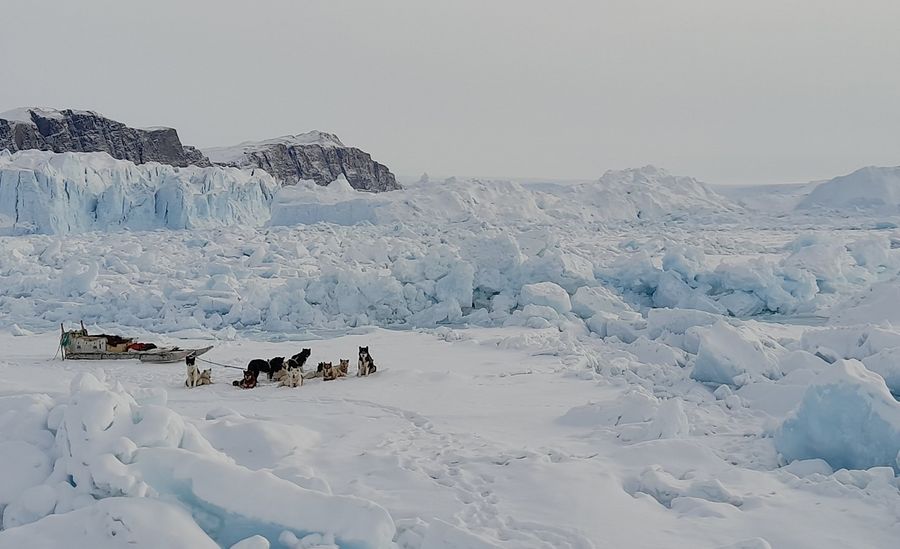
[0,108,399,192]
[0,108,209,167]
[204,132,400,192]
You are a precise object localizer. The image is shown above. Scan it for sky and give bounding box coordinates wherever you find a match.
[2,0,899,185]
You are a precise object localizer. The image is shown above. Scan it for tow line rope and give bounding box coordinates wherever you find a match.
[196,357,245,371]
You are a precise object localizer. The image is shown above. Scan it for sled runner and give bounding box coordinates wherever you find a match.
[59,322,212,364]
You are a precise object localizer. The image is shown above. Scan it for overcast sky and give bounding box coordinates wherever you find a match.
[2,0,899,184]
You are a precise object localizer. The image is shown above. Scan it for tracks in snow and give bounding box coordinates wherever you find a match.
[318,396,596,549]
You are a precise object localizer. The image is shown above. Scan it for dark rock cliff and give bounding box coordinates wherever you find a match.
[0,108,210,168]
[204,132,400,192]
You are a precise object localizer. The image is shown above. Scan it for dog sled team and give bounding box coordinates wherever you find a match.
[185,346,378,389]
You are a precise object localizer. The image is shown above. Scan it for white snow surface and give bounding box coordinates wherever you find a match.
[1,154,900,547]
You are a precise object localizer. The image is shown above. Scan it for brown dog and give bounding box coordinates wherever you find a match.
[233,369,259,389]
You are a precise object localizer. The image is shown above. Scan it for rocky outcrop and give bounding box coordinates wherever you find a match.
[0,108,400,192]
[0,108,210,168]
[204,132,400,192]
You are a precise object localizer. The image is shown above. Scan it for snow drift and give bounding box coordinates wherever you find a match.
[797,166,900,213]
[0,150,277,235]
[0,373,395,548]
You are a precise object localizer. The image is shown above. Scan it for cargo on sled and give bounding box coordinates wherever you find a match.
[59,322,212,364]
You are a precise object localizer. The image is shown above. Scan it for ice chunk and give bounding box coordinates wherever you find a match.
[774,359,900,472]
[628,465,742,508]
[518,282,572,314]
[637,398,690,441]
[861,347,900,394]
[691,321,780,387]
[0,150,277,235]
[132,447,395,549]
[570,285,638,320]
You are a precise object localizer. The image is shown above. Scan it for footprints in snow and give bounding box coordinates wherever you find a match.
[330,397,595,549]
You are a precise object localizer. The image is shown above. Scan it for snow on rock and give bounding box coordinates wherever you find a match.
[205,132,346,165]
[0,150,277,234]
[518,282,571,314]
[0,373,395,548]
[774,359,900,472]
[797,165,900,213]
[691,321,781,387]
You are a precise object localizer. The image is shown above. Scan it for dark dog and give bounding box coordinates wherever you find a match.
[357,346,377,377]
[232,369,259,389]
[286,348,312,373]
[247,357,286,381]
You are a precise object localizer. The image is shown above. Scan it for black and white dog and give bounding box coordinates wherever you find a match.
[247,356,286,381]
[357,346,377,377]
[184,354,211,387]
[287,349,312,373]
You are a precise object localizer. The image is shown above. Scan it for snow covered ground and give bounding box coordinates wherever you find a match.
[1,151,900,548]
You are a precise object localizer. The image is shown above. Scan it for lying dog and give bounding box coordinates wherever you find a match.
[304,362,327,380]
[323,361,350,381]
[247,357,286,381]
[272,367,289,383]
[232,369,259,389]
[279,364,303,388]
[198,368,212,385]
[357,346,377,377]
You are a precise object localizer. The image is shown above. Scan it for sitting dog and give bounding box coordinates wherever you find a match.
[279,363,303,388]
[357,346,377,377]
[247,357,286,381]
[185,356,202,388]
[232,369,259,389]
[287,348,312,372]
[198,368,212,385]
[339,359,350,376]
[267,356,287,381]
